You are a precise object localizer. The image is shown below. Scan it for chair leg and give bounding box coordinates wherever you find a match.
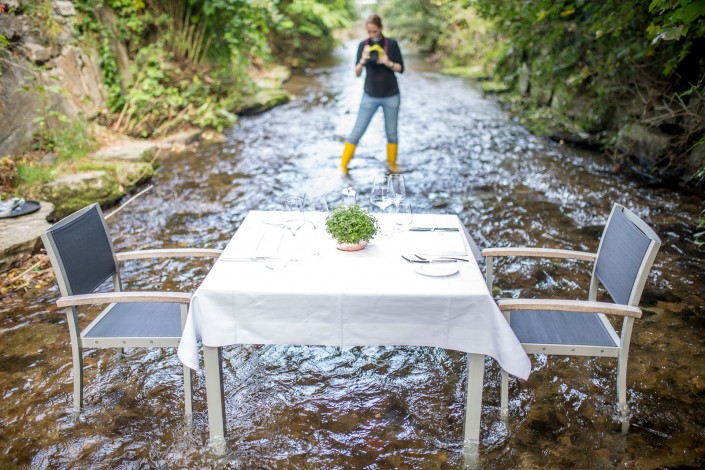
[183,364,193,426]
[65,308,83,413]
[71,347,83,413]
[500,369,509,420]
[617,362,630,434]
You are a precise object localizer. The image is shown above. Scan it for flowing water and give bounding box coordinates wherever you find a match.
[2,41,705,469]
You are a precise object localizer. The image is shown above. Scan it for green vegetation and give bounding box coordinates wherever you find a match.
[325,204,378,245]
[379,0,705,242]
[16,163,53,188]
[70,0,355,138]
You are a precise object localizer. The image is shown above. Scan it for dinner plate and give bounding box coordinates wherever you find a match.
[414,263,459,277]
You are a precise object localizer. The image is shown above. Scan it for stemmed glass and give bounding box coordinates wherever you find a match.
[283,196,305,237]
[387,174,406,207]
[305,195,330,256]
[370,176,394,237]
[304,195,330,230]
[393,201,413,232]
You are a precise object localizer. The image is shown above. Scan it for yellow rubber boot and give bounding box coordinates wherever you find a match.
[341,142,356,174]
[387,143,398,173]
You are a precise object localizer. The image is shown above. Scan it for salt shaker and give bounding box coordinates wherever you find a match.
[341,187,357,206]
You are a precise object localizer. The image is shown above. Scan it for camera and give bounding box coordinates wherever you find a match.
[368,43,384,62]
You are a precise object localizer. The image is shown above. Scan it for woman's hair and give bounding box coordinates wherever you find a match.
[366,14,383,28]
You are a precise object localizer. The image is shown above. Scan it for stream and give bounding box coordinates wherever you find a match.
[1,40,704,468]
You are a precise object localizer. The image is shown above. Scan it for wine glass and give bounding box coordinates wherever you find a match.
[283,196,305,237]
[370,176,393,237]
[393,201,413,233]
[388,174,406,207]
[305,195,330,257]
[370,176,393,211]
[304,195,330,230]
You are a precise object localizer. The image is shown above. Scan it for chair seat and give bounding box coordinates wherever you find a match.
[84,302,182,339]
[510,310,617,347]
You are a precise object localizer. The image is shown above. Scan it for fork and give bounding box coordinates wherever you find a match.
[414,254,469,262]
[401,255,457,263]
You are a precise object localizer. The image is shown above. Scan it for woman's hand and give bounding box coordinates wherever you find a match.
[360,45,371,65]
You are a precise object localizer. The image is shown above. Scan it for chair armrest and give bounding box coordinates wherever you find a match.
[57,291,192,308]
[116,248,223,261]
[481,247,596,262]
[497,299,642,318]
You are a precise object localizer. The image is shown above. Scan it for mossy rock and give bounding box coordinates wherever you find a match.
[239,87,291,115]
[480,80,511,94]
[442,65,489,80]
[39,161,154,218]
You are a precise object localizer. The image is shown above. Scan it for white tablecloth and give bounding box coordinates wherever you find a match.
[177,211,531,380]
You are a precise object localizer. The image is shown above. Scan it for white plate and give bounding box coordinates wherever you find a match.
[414,263,459,277]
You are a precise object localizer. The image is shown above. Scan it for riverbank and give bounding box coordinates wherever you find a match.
[0,63,291,276]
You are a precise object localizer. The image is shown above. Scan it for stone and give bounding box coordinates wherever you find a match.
[158,129,202,147]
[90,141,159,161]
[0,201,54,273]
[48,45,107,119]
[53,0,76,16]
[22,42,54,63]
[0,56,47,156]
[616,123,672,167]
[40,171,120,218]
[5,0,19,10]
[684,143,705,180]
[239,88,290,116]
[518,62,530,96]
[0,14,21,41]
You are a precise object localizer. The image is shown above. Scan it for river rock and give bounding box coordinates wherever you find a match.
[158,129,202,147]
[54,0,76,16]
[616,123,672,167]
[90,141,158,161]
[39,162,154,218]
[0,201,54,274]
[239,88,290,116]
[22,42,55,64]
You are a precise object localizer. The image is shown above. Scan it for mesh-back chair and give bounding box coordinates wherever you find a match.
[41,203,221,421]
[483,204,661,432]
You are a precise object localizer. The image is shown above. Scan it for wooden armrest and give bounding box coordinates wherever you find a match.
[57,291,192,308]
[116,248,222,261]
[482,247,596,262]
[497,299,641,318]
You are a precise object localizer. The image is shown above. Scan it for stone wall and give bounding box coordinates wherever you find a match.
[0,0,106,156]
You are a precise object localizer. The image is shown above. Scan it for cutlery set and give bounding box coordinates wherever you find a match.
[401,254,469,264]
[408,227,459,232]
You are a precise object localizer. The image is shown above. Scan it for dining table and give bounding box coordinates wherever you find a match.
[177,210,531,456]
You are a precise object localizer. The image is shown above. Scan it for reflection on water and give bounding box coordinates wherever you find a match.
[1,41,704,468]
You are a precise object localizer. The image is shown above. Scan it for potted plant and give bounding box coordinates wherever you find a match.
[325,204,378,251]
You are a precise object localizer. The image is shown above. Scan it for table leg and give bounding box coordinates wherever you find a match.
[204,345,226,454]
[463,353,484,465]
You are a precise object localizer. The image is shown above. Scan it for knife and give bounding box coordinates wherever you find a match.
[409,227,459,232]
[401,255,457,263]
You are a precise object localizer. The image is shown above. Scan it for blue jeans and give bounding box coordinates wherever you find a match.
[346,93,400,145]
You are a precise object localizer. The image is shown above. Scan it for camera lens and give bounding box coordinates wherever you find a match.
[370,50,378,61]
